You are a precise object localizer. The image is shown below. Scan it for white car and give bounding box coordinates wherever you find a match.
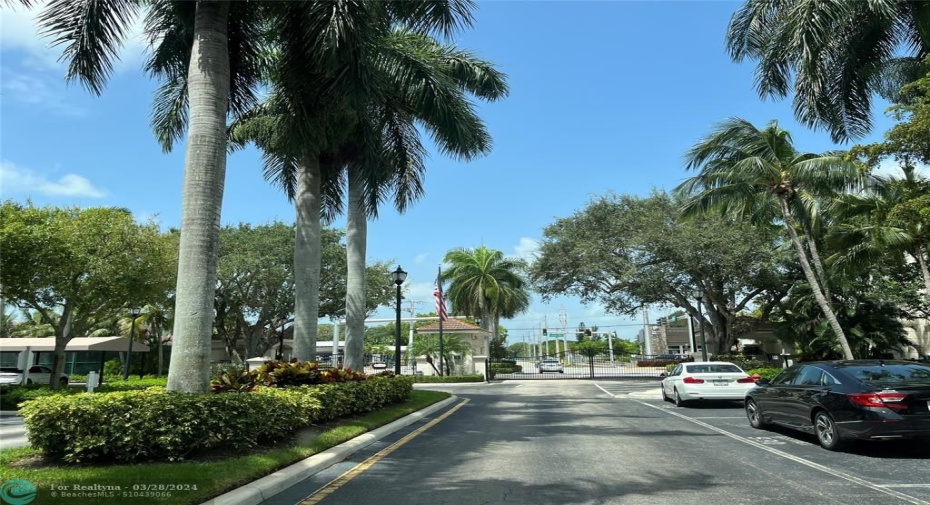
[660,361,756,406]
[0,366,69,387]
[538,359,564,373]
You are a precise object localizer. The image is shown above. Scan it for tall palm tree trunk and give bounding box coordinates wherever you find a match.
[167,1,231,394]
[916,246,930,303]
[779,198,854,360]
[343,167,368,370]
[293,155,322,361]
[805,233,832,302]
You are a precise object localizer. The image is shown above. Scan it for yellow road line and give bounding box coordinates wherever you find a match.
[296,398,470,505]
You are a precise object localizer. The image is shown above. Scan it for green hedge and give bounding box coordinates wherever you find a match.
[488,363,522,373]
[98,376,169,392]
[19,376,413,464]
[0,385,80,410]
[637,359,681,367]
[746,367,782,380]
[710,354,776,371]
[413,374,484,383]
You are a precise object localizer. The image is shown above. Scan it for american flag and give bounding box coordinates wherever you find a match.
[434,282,448,321]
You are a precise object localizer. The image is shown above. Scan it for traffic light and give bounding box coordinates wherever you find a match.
[542,328,547,336]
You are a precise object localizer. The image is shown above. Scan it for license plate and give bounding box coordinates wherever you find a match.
[713,380,728,386]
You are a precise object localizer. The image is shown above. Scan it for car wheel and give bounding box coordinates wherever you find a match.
[59,377,69,386]
[559,370,563,373]
[674,388,687,407]
[814,411,847,451]
[25,378,33,385]
[661,386,669,402]
[746,399,767,429]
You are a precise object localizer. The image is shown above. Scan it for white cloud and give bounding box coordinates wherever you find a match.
[0,160,108,198]
[403,281,435,301]
[0,68,85,115]
[513,237,540,263]
[414,253,428,264]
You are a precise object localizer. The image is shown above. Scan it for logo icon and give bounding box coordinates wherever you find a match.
[0,479,36,505]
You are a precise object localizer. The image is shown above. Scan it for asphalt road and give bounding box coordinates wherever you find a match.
[0,413,27,450]
[262,379,930,505]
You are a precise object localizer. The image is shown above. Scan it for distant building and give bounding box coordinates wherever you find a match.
[0,337,149,375]
[416,318,492,378]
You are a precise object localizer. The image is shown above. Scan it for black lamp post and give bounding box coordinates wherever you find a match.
[391,266,407,375]
[693,288,707,361]
[123,307,141,380]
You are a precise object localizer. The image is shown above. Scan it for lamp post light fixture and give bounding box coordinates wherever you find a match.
[391,266,407,375]
[692,288,708,361]
[123,307,141,380]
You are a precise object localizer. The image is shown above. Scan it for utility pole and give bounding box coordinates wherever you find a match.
[641,304,651,357]
[559,306,569,360]
[405,299,426,370]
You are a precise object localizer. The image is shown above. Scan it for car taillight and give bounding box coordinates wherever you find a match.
[683,377,704,384]
[736,376,756,383]
[847,392,908,410]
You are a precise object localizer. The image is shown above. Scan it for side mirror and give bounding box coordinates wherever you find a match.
[659,372,668,378]
[756,378,770,386]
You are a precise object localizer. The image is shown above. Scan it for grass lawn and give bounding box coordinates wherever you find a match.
[0,389,451,505]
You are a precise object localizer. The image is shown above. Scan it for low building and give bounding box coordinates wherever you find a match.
[0,337,150,375]
[415,318,491,377]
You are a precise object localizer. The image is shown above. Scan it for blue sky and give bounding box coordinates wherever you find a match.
[0,2,899,343]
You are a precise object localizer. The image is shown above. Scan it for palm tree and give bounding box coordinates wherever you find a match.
[21,0,268,393]
[27,0,476,391]
[442,247,531,357]
[230,24,506,367]
[677,118,863,359]
[340,32,508,370]
[412,333,472,376]
[726,0,930,142]
[829,165,930,302]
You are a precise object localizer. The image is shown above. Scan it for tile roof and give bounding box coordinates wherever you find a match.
[417,318,490,334]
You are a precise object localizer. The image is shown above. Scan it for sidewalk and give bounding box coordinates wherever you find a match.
[200,394,459,505]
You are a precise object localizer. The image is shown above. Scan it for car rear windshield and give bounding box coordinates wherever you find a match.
[686,364,743,374]
[842,363,930,386]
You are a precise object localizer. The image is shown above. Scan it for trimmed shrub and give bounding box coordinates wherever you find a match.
[746,367,782,380]
[97,376,168,392]
[413,374,484,383]
[0,385,80,410]
[20,375,413,463]
[710,354,776,371]
[637,359,680,367]
[489,363,521,374]
[19,387,308,463]
[102,358,122,378]
[210,360,369,392]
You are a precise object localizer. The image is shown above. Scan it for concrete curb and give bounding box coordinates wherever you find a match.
[200,395,460,505]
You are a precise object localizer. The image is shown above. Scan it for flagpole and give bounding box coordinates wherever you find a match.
[437,265,444,376]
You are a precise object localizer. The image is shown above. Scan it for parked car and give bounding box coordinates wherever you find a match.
[0,366,69,386]
[538,359,564,373]
[745,360,930,451]
[661,361,757,406]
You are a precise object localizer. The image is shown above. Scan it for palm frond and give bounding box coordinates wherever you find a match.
[38,0,141,95]
[387,0,476,39]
